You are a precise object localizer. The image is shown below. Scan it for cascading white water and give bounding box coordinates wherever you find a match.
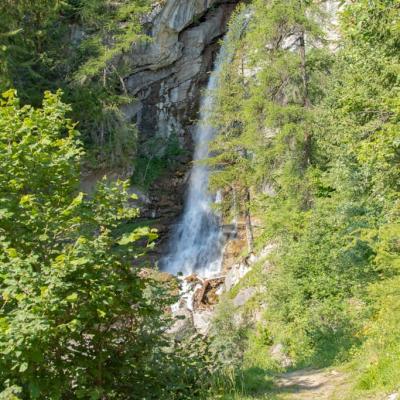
[162,9,251,279]
[161,37,230,278]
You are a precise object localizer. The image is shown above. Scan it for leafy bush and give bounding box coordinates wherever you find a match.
[132,134,186,189]
[0,91,213,399]
[208,0,400,392]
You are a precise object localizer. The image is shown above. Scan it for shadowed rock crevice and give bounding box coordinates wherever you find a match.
[123,0,240,147]
[124,0,241,262]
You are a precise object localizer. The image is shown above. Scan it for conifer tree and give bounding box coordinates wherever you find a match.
[0,0,151,169]
[210,0,400,375]
[209,0,330,245]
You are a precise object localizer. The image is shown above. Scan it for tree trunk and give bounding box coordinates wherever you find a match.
[299,31,312,168]
[244,189,254,254]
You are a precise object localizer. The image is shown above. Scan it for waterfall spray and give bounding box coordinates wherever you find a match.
[162,10,248,278]
[162,64,224,277]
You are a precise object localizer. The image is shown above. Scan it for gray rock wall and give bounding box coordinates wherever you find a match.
[123,0,239,149]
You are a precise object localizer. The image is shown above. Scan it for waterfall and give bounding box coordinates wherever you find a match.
[161,8,250,278]
[161,37,231,278]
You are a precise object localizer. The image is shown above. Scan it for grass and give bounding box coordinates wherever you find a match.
[211,367,279,400]
[227,257,268,301]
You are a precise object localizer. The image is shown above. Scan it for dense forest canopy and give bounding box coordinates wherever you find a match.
[208,0,400,396]
[0,0,151,169]
[0,0,399,399]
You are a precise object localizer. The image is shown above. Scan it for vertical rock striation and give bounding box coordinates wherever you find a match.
[121,0,240,259]
[123,0,239,148]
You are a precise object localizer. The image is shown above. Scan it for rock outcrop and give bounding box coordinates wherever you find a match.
[123,0,239,147]
[167,243,275,338]
[121,0,240,260]
[169,274,225,338]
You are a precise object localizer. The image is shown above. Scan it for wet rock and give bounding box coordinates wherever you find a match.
[222,224,248,272]
[163,273,227,337]
[193,277,225,309]
[221,224,237,239]
[192,309,214,336]
[185,274,202,285]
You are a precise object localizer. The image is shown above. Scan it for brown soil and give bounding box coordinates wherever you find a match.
[275,369,350,400]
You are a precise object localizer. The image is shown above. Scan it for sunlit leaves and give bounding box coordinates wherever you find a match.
[0,91,185,399]
[208,0,400,376]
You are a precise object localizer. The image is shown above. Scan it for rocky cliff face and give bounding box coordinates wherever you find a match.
[123,0,239,148]
[120,0,240,257]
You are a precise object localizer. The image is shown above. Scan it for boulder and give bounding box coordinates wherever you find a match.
[192,309,215,336]
[270,344,293,368]
[193,277,225,309]
[224,262,251,292]
[168,308,195,341]
[233,287,256,308]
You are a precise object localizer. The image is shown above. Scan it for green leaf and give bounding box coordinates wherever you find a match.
[19,195,34,205]
[71,192,84,207]
[0,209,13,219]
[6,248,18,258]
[66,293,78,302]
[118,227,151,245]
[19,362,28,373]
[0,317,9,332]
[71,257,90,266]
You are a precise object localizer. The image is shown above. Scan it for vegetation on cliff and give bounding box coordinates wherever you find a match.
[208,0,400,398]
[0,0,151,169]
[0,0,399,399]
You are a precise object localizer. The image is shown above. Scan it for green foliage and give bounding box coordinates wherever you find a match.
[1,0,399,398]
[351,277,400,394]
[208,259,277,398]
[0,385,22,400]
[209,0,333,232]
[65,0,152,169]
[0,0,151,169]
[210,299,248,370]
[132,134,186,189]
[209,0,337,367]
[208,0,400,396]
[0,1,65,105]
[0,91,215,399]
[72,0,150,82]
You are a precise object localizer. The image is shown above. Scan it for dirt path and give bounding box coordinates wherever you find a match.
[274,369,349,400]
